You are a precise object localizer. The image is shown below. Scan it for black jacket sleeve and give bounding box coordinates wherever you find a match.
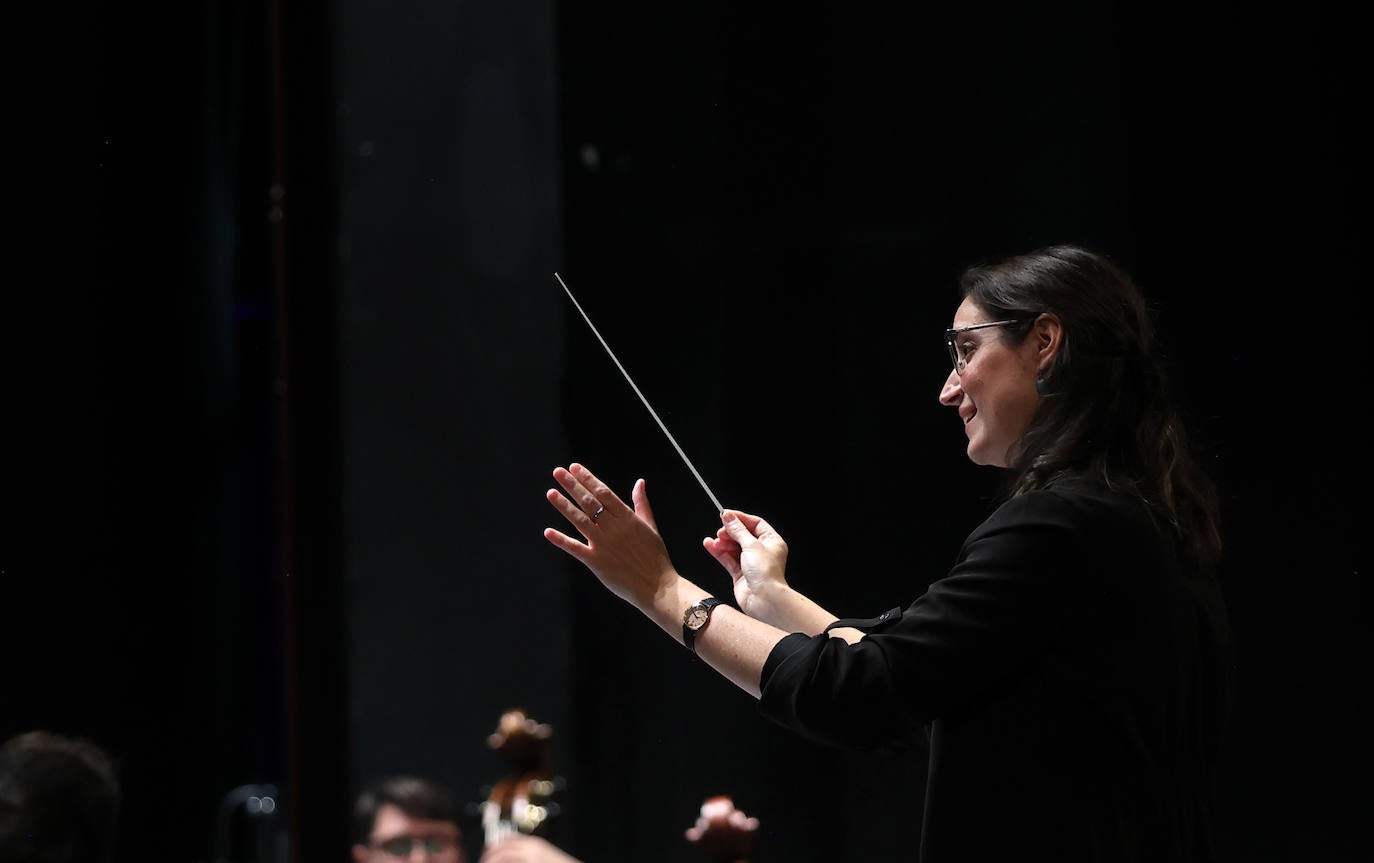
[757,486,1112,751]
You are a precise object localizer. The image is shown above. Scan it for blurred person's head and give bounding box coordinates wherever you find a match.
[0,730,121,863]
[352,775,464,863]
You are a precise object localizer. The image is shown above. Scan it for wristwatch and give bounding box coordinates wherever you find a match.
[682,597,726,655]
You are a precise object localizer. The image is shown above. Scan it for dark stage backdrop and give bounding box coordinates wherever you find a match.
[5,2,1365,863]
[330,0,569,857]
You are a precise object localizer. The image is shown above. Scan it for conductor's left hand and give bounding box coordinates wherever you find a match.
[544,463,676,609]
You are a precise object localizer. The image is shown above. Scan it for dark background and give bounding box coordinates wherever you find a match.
[4,1,1365,862]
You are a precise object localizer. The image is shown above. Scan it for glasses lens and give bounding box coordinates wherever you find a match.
[378,836,456,858]
[946,319,1028,375]
[380,838,415,857]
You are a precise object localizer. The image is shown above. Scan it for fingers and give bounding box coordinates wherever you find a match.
[722,509,770,536]
[543,526,592,565]
[721,509,785,550]
[545,465,651,559]
[702,534,742,579]
[552,464,609,522]
[704,524,741,558]
[704,528,741,555]
[545,486,598,537]
[569,462,621,513]
[720,511,759,545]
[549,463,630,538]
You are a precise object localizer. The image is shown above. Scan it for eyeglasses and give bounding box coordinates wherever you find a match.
[944,319,1028,374]
[373,835,460,859]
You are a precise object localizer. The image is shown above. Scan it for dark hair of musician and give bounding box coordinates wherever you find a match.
[0,730,122,863]
[351,775,462,845]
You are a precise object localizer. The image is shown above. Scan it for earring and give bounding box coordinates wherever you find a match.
[1035,378,1048,397]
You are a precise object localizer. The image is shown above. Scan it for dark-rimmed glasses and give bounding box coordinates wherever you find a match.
[944,319,1027,374]
[372,835,460,859]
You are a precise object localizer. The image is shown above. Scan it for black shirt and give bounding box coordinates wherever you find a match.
[759,477,1231,862]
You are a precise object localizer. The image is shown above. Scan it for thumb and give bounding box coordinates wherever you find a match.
[632,478,659,531]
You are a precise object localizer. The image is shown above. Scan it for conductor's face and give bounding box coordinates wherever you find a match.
[939,298,1043,467]
[354,804,464,863]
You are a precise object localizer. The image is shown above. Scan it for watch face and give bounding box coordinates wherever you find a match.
[685,607,709,630]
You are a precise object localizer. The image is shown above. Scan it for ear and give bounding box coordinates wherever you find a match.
[1033,312,1064,374]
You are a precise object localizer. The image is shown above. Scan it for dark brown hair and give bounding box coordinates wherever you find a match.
[351,775,462,845]
[959,244,1222,570]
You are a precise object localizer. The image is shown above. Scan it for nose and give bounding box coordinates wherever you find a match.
[939,368,962,406]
